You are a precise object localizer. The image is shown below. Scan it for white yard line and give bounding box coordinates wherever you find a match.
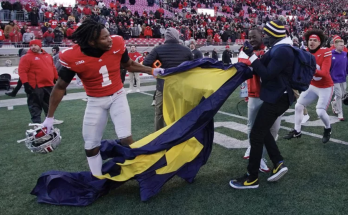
[2,88,347,145]
[218,111,348,145]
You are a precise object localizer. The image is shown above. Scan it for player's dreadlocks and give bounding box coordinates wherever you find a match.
[71,18,105,49]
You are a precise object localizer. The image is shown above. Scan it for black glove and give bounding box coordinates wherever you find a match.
[24,83,33,94]
[243,41,254,57]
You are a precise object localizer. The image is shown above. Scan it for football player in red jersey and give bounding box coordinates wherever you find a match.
[284,29,334,143]
[42,19,164,176]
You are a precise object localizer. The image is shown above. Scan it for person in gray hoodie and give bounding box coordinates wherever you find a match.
[131,24,140,37]
[22,28,35,44]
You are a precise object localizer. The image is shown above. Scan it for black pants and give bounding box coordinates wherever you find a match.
[247,94,290,179]
[12,78,22,95]
[27,86,53,123]
[153,90,156,100]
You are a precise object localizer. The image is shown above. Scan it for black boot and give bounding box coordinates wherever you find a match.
[5,92,16,97]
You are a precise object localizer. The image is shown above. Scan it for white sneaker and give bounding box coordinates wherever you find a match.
[259,158,270,173]
[82,98,88,102]
[338,113,344,121]
[243,146,251,159]
[301,114,310,124]
[136,89,140,92]
[127,89,133,93]
[53,119,64,125]
[151,100,155,106]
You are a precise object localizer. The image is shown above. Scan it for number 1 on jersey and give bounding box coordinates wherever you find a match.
[99,65,112,87]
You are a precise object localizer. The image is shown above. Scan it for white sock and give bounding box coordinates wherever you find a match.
[294,103,304,132]
[87,152,103,176]
[316,108,331,129]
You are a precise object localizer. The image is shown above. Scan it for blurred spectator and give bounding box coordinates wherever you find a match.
[22,28,35,44]
[52,46,61,72]
[30,7,40,26]
[4,20,15,39]
[66,25,75,39]
[12,0,22,11]
[49,17,58,29]
[190,42,203,59]
[0,25,4,47]
[222,45,232,65]
[21,25,28,35]
[144,25,153,39]
[9,25,22,45]
[212,48,218,60]
[82,5,92,15]
[53,27,64,44]
[43,28,54,46]
[42,22,49,34]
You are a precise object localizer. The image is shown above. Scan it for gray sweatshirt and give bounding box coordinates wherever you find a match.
[22,32,35,43]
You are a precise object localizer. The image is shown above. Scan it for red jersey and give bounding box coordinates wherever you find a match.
[59,36,126,97]
[207,29,213,36]
[247,46,266,97]
[128,51,142,62]
[0,29,5,40]
[49,20,58,29]
[45,11,53,19]
[310,47,333,88]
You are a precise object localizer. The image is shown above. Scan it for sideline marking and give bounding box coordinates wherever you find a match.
[218,111,348,145]
[140,93,348,145]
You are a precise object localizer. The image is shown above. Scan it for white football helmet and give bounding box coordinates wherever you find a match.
[17,124,62,153]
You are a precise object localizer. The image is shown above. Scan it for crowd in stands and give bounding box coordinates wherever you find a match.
[1,0,348,47]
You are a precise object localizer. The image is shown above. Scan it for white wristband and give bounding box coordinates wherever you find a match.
[249,54,258,64]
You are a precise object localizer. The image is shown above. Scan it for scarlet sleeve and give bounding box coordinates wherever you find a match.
[315,54,332,77]
[59,47,75,70]
[18,56,30,84]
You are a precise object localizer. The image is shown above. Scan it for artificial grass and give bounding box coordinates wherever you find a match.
[1,90,348,214]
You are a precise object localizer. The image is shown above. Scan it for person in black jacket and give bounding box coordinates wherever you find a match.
[230,20,295,189]
[212,48,218,60]
[30,8,40,26]
[222,45,232,65]
[12,0,22,11]
[190,43,203,59]
[1,0,12,20]
[143,27,193,131]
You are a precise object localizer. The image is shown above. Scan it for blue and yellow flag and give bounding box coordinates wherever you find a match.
[31,59,252,206]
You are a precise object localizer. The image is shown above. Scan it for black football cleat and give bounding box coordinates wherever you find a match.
[283,129,302,140]
[322,128,331,143]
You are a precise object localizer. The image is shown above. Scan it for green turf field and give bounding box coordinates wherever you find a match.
[1,87,348,215]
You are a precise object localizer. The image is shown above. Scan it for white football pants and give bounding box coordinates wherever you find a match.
[82,88,131,150]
